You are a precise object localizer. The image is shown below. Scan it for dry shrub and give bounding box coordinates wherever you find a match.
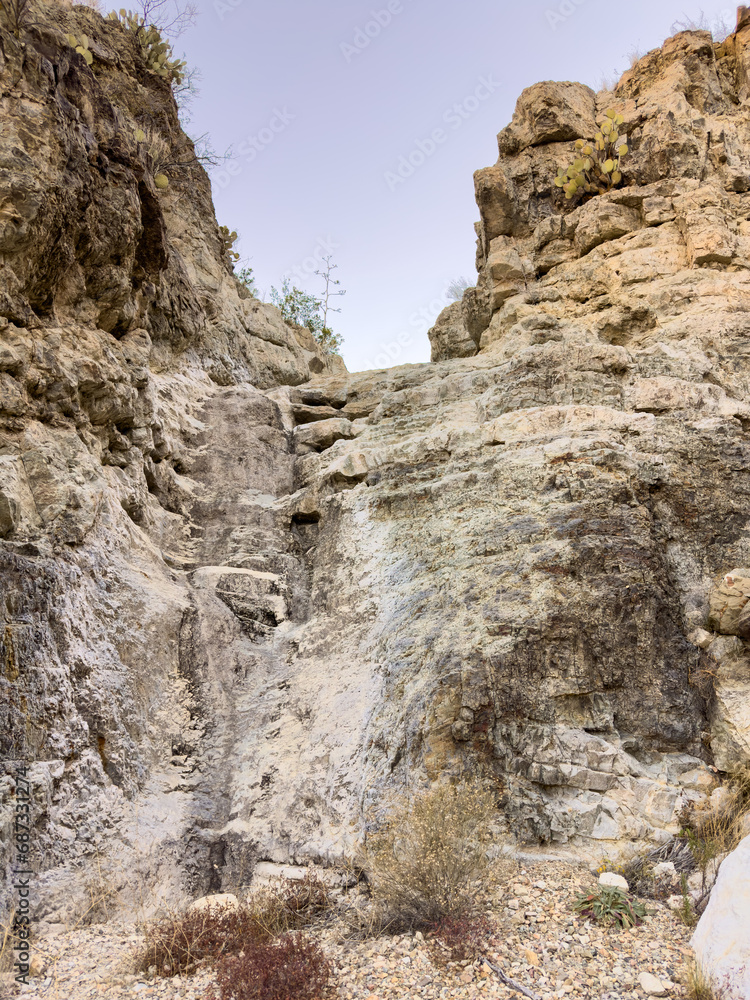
[361,779,498,928]
[206,933,330,1000]
[137,876,332,978]
[0,911,16,974]
[693,764,750,854]
[276,873,331,924]
[137,903,261,977]
[684,959,728,1000]
[427,912,495,966]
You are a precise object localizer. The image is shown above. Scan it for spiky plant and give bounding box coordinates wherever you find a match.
[572,884,647,928]
[555,109,629,201]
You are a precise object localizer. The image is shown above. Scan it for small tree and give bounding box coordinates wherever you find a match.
[269,278,342,356]
[314,254,346,331]
[236,266,257,297]
[270,279,322,331]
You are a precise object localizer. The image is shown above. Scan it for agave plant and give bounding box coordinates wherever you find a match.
[555,109,629,201]
[572,884,647,928]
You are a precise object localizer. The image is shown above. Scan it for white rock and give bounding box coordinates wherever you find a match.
[652,861,677,878]
[638,971,668,996]
[252,862,309,884]
[692,834,750,1000]
[187,893,239,913]
[598,872,629,891]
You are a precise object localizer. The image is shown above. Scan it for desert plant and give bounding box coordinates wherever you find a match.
[107,9,186,83]
[427,912,495,966]
[0,909,17,974]
[270,275,344,356]
[219,226,240,264]
[671,10,734,42]
[136,902,261,977]
[137,878,332,978]
[315,326,343,355]
[674,873,698,927]
[0,0,32,34]
[684,958,727,1000]
[555,109,629,202]
[277,872,331,924]
[313,254,345,332]
[207,932,331,1000]
[135,0,196,37]
[66,32,94,65]
[270,279,322,331]
[446,277,472,301]
[572,884,647,929]
[361,779,498,928]
[236,266,257,297]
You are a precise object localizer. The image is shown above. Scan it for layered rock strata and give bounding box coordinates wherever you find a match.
[1,2,750,920]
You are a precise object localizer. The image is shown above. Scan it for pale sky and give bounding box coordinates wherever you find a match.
[175,0,736,373]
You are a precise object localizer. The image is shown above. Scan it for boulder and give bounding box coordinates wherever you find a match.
[498,81,597,155]
[427,301,478,362]
[638,972,669,996]
[188,893,240,913]
[598,872,629,891]
[708,573,750,638]
[692,835,750,1000]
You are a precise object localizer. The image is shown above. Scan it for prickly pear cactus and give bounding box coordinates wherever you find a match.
[66,32,93,66]
[219,226,240,263]
[107,9,186,84]
[554,109,629,202]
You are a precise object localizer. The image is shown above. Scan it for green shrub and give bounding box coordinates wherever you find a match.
[236,266,257,297]
[269,278,344,355]
[572,884,646,928]
[360,779,498,928]
[555,108,629,201]
[674,874,697,927]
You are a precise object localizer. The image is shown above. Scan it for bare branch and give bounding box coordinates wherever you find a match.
[482,957,541,1000]
[136,0,197,38]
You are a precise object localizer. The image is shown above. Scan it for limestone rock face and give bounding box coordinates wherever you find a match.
[692,834,750,1000]
[4,5,750,919]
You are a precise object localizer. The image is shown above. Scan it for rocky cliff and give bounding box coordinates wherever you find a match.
[2,2,750,920]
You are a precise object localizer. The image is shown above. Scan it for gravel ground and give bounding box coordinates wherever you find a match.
[1,860,697,1000]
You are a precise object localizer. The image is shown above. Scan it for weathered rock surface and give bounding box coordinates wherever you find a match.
[692,834,750,1000]
[3,3,750,921]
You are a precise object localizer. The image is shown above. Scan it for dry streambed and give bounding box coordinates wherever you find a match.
[2,861,696,1000]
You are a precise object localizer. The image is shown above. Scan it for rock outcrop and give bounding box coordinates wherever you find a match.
[3,1,750,920]
[692,833,750,1000]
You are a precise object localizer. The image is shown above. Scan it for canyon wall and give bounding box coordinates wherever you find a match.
[2,2,750,919]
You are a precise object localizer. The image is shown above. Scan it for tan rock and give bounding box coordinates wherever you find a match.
[638,972,669,996]
[188,893,239,913]
[599,872,629,891]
